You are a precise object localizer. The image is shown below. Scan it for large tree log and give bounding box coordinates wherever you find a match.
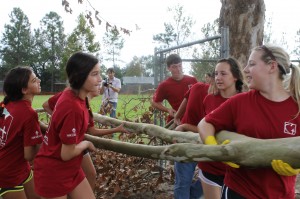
[38,111,300,168]
[85,133,300,168]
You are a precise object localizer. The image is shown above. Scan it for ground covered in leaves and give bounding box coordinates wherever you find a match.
[92,148,175,199]
[91,143,300,199]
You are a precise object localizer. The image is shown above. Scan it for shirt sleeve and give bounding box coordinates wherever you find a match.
[205,98,236,132]
[59,110,83,145]
[23,111,43,146]
[115,78,121,89]
[48,92,62,110]
[153,83,165,103]
[184,87,191,100]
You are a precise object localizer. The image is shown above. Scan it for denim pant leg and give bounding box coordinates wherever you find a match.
[109,102,117,118]
[190,178,203,199]
[174,161,202,199]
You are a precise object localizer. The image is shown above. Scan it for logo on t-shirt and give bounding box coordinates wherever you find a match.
[284,122,297,135]
[66,128,77,137]
[0,108,13,149]
[31,130,42,140]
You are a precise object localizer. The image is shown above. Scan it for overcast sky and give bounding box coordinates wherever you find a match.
[0,0,299,66]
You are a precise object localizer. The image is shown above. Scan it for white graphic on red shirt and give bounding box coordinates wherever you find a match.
[0,108,13,149]
[67,128,77,137]
[284,122,297,135]
[31,130,42,140]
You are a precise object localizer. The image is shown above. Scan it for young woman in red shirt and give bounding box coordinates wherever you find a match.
[0,66,43,199]
[42,83,129,192]
[198,57,245,199]
[34,52,101,199]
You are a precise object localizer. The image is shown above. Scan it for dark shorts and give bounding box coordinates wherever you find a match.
[0,169,33,196]
[221,184,245,199]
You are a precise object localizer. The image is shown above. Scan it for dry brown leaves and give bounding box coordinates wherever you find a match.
[92,146,175,199]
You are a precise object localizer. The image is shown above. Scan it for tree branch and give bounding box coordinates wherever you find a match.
[93,113,200,144]
[39,111,300,168]
[85,132,300,168]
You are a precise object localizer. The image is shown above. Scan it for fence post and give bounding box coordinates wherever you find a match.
[220,26,230,58]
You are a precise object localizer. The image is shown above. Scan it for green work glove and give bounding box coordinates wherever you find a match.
[204,136,240,168]
[271,160,300,176]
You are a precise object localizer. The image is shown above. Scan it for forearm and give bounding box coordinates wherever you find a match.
[180,123,198,133]
[151,101,169,113]
[61,141,90,161]
[88,126,116,136]
[110,86,120,93]
[174,98,187,120]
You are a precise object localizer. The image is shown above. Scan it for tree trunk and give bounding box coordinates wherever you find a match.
[219,0,265,66]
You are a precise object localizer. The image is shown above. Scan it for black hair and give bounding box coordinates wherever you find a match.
[1,66,32,116]
[85,97,94,118]
[66,52,99,90]
[166,54,182,67]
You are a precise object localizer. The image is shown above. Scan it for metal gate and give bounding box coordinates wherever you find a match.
[153,27,230,127]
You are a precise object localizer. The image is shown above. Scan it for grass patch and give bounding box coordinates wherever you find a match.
[0,94,153,121]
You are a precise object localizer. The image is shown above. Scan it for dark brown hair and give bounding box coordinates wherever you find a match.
[1,66,32,116]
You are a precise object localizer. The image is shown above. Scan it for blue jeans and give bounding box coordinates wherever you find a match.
[109,101,117,118]
[174,161,203,199]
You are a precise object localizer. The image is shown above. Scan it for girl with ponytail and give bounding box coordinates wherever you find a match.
[34,52,101,199]
[0,66,42,199]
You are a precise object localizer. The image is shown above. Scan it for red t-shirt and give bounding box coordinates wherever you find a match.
[153,75,197,121]
[198,93,228,176]
[48,91,62,110]
[48,91,94,127]
[205,90,300,199]
[180,82,209,125]
[34,90,90,197]
[0,100,42,188]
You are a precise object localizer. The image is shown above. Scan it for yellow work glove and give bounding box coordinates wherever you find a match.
[204,136,240,168]
[271,160,300,176]
[204,135,218,145]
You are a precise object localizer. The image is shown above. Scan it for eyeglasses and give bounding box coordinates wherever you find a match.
[260,45,286,75]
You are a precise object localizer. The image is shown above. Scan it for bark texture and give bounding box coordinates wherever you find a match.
[85,131,300,168]
[219,0,265,66]
[92,113,201,144]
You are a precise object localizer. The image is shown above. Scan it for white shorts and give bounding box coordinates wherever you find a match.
[198,169,222,187]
